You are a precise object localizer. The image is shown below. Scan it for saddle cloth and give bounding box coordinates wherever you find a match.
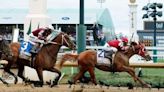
[19,41,33,60]
[97,50,111,65]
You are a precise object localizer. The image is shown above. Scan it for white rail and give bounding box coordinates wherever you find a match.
[60,46,164,58]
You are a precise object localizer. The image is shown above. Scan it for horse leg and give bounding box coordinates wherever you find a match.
[70,67,87,84]
[122,66,151,88]
[88,67,97,85]
[0,77,8,85]
[17,65,26,81]
[47,67,61,87]
[4,62,18,84]
[35,68,44,86]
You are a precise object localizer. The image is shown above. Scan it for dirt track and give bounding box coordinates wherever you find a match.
[0,84,163,92]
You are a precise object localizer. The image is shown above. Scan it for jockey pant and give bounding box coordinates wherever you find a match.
[104,46,118,63]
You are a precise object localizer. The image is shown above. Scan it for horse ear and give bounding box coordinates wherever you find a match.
[139,41,141,45]
[130,41,137,46]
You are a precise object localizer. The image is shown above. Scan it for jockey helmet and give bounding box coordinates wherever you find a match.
[121,37,128,43]
[46,25,54,31]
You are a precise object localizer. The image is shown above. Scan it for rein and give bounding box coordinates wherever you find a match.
[47,33,71,47]
[130,44,143,56]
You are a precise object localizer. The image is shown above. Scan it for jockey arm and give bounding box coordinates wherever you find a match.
[118,41,128,51]
[104,43,112,51]
[29,30,45,44]
[38,30,46,40]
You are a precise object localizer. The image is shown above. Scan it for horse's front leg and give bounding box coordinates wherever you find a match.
[122,66,151,88]
[36,68,44,86]
[47,67,61,87]
[4,62,18,84]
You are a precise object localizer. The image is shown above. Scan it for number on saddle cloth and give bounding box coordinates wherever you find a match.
[97,50,104,58]
[97,50,111,64]
[19,41,33,57]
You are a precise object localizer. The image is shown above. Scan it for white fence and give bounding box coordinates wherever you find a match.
[60,46,164,59]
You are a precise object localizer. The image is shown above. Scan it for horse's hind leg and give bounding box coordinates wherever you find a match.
[47,67,61,87]
[17,65,26,81]
[4,62,18,84]
[70,67,87,84]
[88,67,97,85]
[122,66,151,88]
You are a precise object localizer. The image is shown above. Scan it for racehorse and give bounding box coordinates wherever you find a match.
[59,42,152,88]
[1,32,76,87]
[0,39,11,85]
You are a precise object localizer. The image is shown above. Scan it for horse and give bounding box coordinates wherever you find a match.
[59,42,152,88]
[1,31,76,87]
[0,39,11,85]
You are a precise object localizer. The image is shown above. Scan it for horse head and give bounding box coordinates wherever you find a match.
[130,41,152,61]
[52,32,76,50]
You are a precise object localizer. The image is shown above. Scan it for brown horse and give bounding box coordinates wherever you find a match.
[1,32,76,87]
[59,42,152,88]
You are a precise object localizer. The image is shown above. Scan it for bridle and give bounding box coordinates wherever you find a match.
[47,33,73,48]
[131,44,145,57]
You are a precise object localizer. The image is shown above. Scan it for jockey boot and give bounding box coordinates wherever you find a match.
[104,50,114,72]
[104,50,113,64]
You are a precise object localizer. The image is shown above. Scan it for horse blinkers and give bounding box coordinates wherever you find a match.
[138,44,152,61]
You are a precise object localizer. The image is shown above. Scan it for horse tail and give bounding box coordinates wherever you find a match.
[58,53,79,69]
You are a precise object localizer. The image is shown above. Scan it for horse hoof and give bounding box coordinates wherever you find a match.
[50,80,58,88]
[50,83,57,88]
[14,78,18,84]
[143,84,151,88]
[6,84,10,87]
[68,80,73,85]
[33,81,43,87]
[98,80,104,86]
[147,84,151,88]
[46,80,51,85]
[24,78,30,83]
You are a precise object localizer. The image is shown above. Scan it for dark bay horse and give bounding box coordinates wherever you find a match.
[60,42,152,88]
[1,32,75,87]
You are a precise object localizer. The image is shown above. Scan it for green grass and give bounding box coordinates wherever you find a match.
[60,67,164,87]
[157,59,164,62]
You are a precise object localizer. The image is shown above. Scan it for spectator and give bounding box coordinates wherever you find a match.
[99,32,106,46]
[91,22,100,46]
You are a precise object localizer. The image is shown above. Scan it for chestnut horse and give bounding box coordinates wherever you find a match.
[60,42,152,88]
[1,32,75,87]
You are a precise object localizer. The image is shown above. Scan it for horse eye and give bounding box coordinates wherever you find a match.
[142,48,146,52]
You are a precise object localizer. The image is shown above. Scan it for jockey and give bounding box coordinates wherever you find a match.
[28,25,54,53]
[103,37,129,63]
